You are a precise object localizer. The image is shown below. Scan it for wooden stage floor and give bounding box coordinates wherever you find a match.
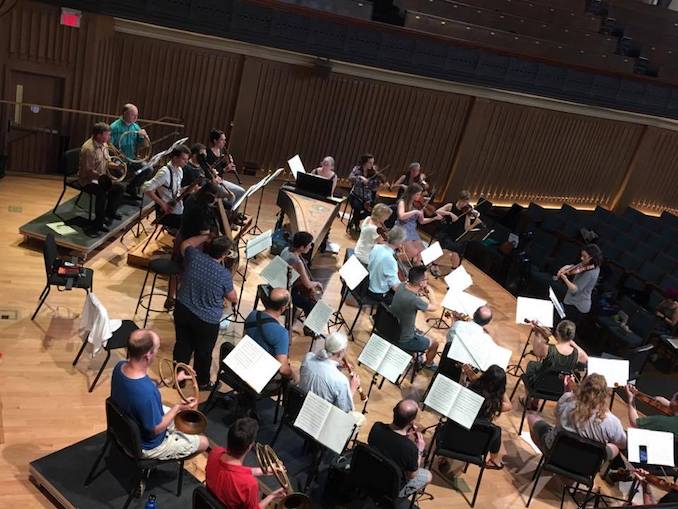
[0,175,641,508]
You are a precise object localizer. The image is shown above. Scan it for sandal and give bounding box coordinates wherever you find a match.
[486,460,505,470]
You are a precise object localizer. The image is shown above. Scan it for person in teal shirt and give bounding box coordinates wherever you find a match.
[110,103,151,199]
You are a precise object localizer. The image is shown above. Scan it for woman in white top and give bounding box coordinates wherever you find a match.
[310,156,337,196]
[354,203,392,264]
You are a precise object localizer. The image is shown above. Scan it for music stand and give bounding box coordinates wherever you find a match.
[296,172,333,197]
[455,225,493,243]
[506,328,535,379]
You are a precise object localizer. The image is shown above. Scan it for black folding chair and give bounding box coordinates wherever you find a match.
[511,370,568,434]
[192,484,227,509]
[53,147,94,220]
[422,341,462,403]
[270,384,310,447]
[32,232,94,320]
[526,430,607,507]
[372,303,420,384]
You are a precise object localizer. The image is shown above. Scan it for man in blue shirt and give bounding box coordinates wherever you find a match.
[111,329,209,459]
[174,234,238,390]
[368,226,406,304]
[244,287,297,383]
[110,103,152,199]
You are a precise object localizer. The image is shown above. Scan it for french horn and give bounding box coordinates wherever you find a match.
[158,359,208,435]
[118,129,153,164]
[105,143,128,183]
[255,443,312,509]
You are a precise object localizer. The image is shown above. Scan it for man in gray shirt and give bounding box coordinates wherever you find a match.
[388,266,440,369]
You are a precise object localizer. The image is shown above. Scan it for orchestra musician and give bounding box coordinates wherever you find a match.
[395,183,444,269]
[435,190,483,270]
[354,203,392,265]
[280,232,322,328]
[182,143,208,188]
[205,417,286,509]
[446,305,493,344]
[348,153,382,232]
[78,122,125,237]
[299,332,366,428]
[367,226,407,305]
[310,156,338,196]
[625,385,678,435]
[205,128,245,204]
[391,162,429,198]
[556,244,602,327]
[142,144,191,231]
[388,266,440,370]
[110,103,152,200]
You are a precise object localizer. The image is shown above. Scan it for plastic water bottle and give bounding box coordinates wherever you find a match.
[145,494,157,509]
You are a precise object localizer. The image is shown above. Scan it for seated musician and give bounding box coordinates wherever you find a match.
[367,226,406,305]
[389,266,440,370]
[206,128,245,204]
[391,162,429,199]
[446,305,493,343]
[625,385,678,434]
[141,144,191,231]
[354,203,392,265]
[368,399,432,497]
[395,183,443,269]
[244,288,298,383]
[111,329,209,459]
[629,469,678,505]
[110,103,152,201]
[281,232,322,322]
[347,153,380,232]
[173,234,238,390]
[300,332,366,428]
[527,373,627,459]
[310,156,338,196]
[435,190,482,270]
[206,417,285,508]
[78,122,125,237]
[182,143,208,188]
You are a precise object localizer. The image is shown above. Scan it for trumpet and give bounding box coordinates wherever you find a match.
[158,359,208,435]
[106,143,128,183]
[255,444,312,509]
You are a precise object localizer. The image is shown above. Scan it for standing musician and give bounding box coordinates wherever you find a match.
[78,122,125,237]
[111,329,209,460]
[280,232,322,325]
[142,144,191,231]
[395,183,444,269]
[391,162,429,198]
[436,190,483,270]
[354,203,392,265]
[205,128,245,204]
[299,332,366,428]
[388,266,440,370]
[367,226,407,305]
[110,103,152,200]
[310,156,338,196]
[173,233,238,390]
[625,385,678,435]
[348,153,383,232]
[556,244,602,326]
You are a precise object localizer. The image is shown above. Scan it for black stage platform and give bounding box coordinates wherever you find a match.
[19,194,154,258]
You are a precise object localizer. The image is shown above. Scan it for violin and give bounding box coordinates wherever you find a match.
[461,363,481,383]
[627,385,674,416]
[616,468,678,492]
[525,319,557,345]
[556,262,594,279]
[341,358,367,401]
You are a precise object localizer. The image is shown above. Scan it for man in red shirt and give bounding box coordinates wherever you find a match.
[206,417,285,508]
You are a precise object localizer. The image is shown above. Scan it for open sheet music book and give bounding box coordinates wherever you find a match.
[339,255,369,291]
[444,265,473,293]
[260,256,300,289]
[288,154,306,179]
[303,300,334,335]
[424,375,485,429]
[441,290,487,317]
[223,335,281,393]
[515,297,554,328]
[357,334,412,383]
[447,327,512,371]
[587,357,629,388]
[628,427,676,467]
[294,391,356,454]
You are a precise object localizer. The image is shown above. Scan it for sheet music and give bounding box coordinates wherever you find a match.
[515,297,554,328]
[303,300,333,335]
[288,154,306,179]
[263,167,285,186]
[444,265,473,293]
[260,256,300,289]
[358,334,389,373]
[358,334,411,384]
[46,221,77,236]
[420,241,443,266]
[446,335,477,367]
[294,392,355,454]
[424,375,458,417]
[549,286,566,320]
[489,344,513,372]
[339,255,368,291]
[223,336,281,393]
[442,290,487,316]
[246,229,273,259]
[448,385,485,429]
[666,337,678,349]
[587,357,629,388]
[449,328,512,372]
[294,391,331,440]
[627,427,675,467]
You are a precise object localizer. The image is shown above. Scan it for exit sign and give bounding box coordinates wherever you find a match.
[60,7,81,28]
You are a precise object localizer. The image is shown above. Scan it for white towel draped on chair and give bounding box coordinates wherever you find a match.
[80,293,122,355]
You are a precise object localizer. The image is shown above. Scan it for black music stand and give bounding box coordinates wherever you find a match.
[506,328,535,378]
[455,225,493,244]
[426,308,453,331]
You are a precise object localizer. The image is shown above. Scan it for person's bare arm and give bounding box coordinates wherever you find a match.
[152,399,197,435]
[225,289,238,305]
[501,394,513,413]
[397,200,420,221]
[531,329,549,358]
[391,175,405,191]
[180,233,211,256]
[275,354,297,383]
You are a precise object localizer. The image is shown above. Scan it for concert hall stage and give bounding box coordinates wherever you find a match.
[29,432,201,509]
[19,194,155,258]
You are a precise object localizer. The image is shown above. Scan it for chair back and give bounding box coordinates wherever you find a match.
[283,384,307,425]
[61,148,81,177]
[436,342,462,381]
[349,443,401,504]
[544,430,607,482]
[192,484,228,509]
[531,370,567,400]
[79,292,115,353]
[105,397,144,460]
[628,309,657,341]
[627,344,654,380]
[374,303,402,344]
[43,232,59,279]
[437,419,495,462]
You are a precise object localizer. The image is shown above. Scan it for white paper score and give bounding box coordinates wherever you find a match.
[288,154,306,179]
[587,357,629,388]
[420,241,443,266]
[339,255,369,291]
[515,297,554,328]
[444,264,473,293]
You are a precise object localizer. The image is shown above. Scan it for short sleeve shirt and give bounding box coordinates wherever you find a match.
[110,118,141,160]
[177,246,234,324]
[244,310,289,357]
[368,422,419,487]
[389,285,428,341]
[205,447,259,509]
[368,244,400,294]
[637,414,678,435]
[355,218,380,264]
[299,352,354,412]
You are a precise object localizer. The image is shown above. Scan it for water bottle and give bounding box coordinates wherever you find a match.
[145,494,157,509]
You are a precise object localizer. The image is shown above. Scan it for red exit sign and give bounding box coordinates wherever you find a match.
[60,7,81,28]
